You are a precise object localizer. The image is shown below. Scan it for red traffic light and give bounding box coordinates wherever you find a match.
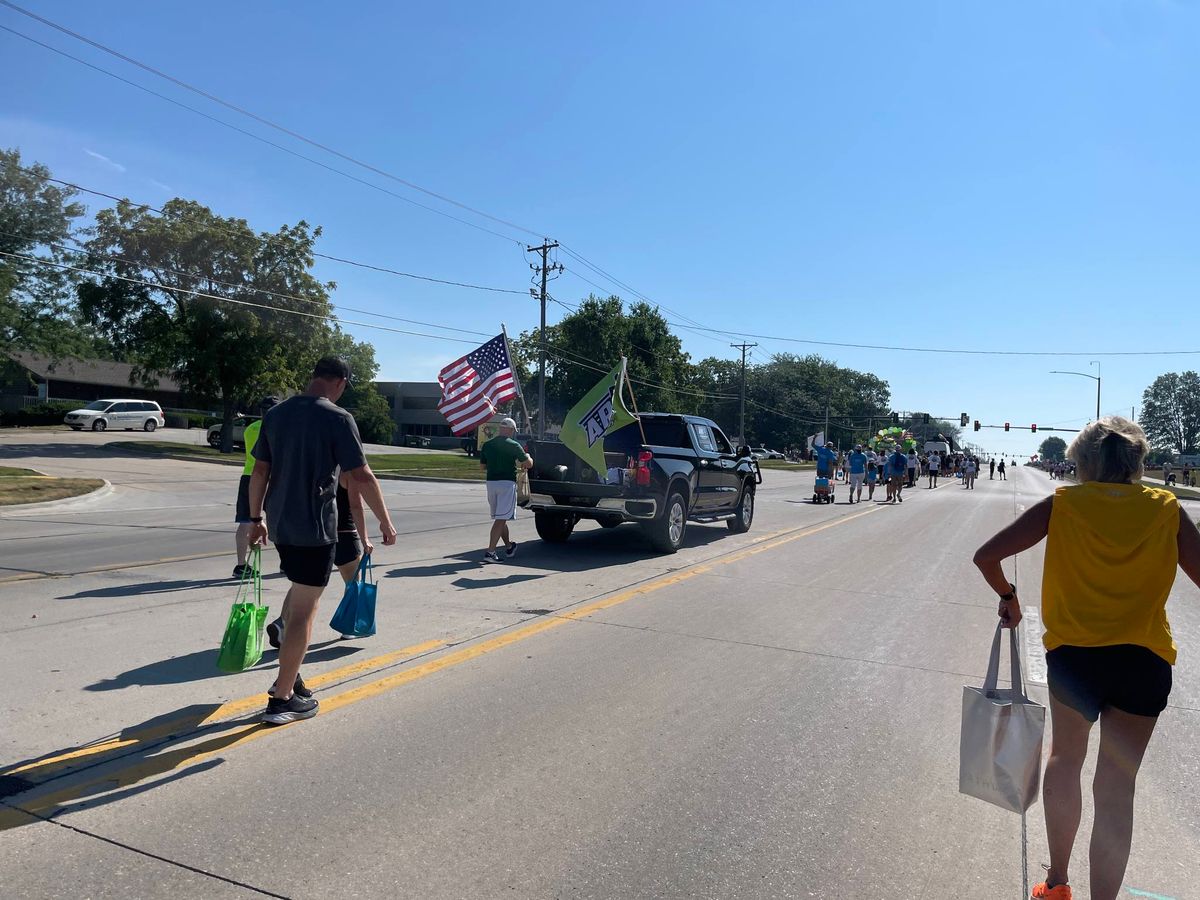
[974,420,981,431]
[1004,422,1010,432]
[1031,424,1038,433]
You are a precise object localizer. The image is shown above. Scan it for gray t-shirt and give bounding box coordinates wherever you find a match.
[253,395,367,546]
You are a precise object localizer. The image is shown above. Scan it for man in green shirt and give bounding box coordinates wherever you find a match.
[479,417,532,563]
[233,396,278,578]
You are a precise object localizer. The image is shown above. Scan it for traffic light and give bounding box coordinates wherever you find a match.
[892,412,899,424]
[960,413,969,427]
[1004,422,1010,432]
[1031,424,1038,433]
[974,420,981,432]
[922,414,930,425]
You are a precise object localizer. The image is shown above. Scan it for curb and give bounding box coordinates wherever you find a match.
[0,479,113,514]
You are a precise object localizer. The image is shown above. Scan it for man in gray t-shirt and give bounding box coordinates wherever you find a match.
[247,356,397,725]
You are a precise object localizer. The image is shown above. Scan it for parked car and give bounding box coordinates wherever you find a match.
[207,415,259,449]
[64,399,165,432]
[525,413,761,553]
[751,446,785,460]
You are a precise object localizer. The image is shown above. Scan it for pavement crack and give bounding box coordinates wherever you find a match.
[0,797,291,897]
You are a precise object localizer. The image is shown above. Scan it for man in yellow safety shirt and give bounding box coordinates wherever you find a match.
[232,396,280,578]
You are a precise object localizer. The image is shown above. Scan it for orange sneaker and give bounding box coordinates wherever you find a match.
[1030,882,1072,900]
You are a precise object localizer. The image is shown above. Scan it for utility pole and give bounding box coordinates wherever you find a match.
[527,240,560,439]
[730,342,757,444]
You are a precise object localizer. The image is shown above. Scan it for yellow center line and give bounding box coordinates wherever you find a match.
[3,506,881,828]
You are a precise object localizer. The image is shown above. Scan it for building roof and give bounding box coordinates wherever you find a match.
[6,351,181,393]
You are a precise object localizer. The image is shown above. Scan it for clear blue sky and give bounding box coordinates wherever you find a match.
[4,1,1199,457]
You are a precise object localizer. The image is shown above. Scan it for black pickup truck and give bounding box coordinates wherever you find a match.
[525,413,761,553]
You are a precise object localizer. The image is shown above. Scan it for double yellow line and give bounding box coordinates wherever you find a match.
[2,505,880,828]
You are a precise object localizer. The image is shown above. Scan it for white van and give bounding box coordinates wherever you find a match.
[64,399,165,432]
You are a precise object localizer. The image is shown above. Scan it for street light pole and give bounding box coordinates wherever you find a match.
[1049,369,1102,423]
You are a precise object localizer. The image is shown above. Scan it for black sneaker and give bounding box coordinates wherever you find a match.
[265,617,283,650]
[232,564,248,579]
[482,551,500,564]
[268,675,312,700]
[504,541,518,559]
[262,693,318,725]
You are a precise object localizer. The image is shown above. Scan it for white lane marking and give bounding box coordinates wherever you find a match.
[1023,606,1047,685]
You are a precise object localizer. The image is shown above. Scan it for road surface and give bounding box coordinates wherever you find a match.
[1,434,1197,898]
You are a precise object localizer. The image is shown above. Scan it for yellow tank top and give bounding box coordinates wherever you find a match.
[1042,483,1179,664]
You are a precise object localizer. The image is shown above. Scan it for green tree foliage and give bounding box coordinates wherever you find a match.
[1140,372,1200,453]
[309,330,395,444]
[78,199,335,451]
[515,296,693,426]
[1038,436,1068,462]
[0,149,103,356]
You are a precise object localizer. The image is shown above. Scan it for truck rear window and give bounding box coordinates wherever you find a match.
[605,419,690,451]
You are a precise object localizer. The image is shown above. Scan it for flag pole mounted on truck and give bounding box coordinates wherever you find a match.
[501,323,532,433]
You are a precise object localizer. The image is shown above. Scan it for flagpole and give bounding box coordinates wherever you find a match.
[620,357,648,446]
[501,323,532,434]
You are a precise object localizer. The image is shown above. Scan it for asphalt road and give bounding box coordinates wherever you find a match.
[1,435,1198,899]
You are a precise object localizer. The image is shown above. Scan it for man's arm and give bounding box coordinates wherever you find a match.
[247,459,271,545]
[347,464,397,545]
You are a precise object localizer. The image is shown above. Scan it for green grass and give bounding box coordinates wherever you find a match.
[367,452,483,480]
[757,459,816,472]
[0,466,42,477]
[0,476,105,506]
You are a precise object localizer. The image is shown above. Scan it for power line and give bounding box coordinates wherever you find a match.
[1,0,547,242]
[0,250,481,345]
[2,162,526,295]
[0,22,527,246]
[0,230,495,338]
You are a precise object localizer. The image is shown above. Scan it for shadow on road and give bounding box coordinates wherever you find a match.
[57,576,235,600]
[84,641,362,691]
[451,573,544,590]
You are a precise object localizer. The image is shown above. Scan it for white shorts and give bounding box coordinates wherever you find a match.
[486,480,517,521]
[848,472,865,488]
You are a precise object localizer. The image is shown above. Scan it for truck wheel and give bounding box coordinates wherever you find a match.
[646,489,687,553]
[727,486,754,533]
[534,511,575,543]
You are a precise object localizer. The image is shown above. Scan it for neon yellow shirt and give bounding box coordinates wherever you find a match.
[242,420,262,476]
[1042,482,1179,663]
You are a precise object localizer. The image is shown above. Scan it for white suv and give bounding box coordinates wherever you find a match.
[64,399,166,432]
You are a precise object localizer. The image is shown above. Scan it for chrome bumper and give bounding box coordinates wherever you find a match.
[527,493,658,521]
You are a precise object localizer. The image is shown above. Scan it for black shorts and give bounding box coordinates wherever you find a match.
[235,475,252,523]
[334,531,363,567]
[1047,644,1172,722]
[276,543,337,588]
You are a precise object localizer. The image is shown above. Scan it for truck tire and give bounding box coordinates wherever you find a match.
[727,484,754,533]
[645,489,687,553]
[534,510,575,543]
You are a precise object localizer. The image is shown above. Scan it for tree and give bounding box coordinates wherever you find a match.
[1038,436,1068,462]
[515,296,693,427]
[900,412,961,449]
[310,329,394,445]
[79,199,335,451]
[1140,372,1200,453]
[0,148,102,356]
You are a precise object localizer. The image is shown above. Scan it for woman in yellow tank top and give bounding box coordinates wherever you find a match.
[974,417,1200,900]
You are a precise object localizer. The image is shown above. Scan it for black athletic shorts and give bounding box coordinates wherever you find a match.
[276,543,337,588]
[334,531,363,567]
[234,475,252,523]
[1046,644,1172,722]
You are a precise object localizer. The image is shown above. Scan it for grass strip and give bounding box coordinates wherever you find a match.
[366,452,482,480]
[757,459,816,472]
[0,466,42,478]
[107,440,233,459]
[0,477,104,506]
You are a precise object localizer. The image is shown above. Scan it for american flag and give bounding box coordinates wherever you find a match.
[437,334,519,435]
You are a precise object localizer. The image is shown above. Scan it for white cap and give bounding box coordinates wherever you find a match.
[499,417,517,430]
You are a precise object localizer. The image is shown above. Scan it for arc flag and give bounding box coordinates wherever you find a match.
[560,358,637,478]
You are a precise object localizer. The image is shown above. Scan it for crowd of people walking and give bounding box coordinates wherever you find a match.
[823,445,996,502]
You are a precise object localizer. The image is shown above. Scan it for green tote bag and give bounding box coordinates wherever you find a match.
[216,547,270,673]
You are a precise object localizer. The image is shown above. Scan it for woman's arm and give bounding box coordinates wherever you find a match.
[972,495,1053,627]
[1178,507,1200,589]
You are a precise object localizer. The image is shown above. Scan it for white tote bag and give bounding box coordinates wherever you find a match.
[959,624,1046,813]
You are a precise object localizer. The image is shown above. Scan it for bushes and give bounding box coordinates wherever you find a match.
[0,401,77,427]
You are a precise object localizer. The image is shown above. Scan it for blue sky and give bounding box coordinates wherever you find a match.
[4,1,1199,457]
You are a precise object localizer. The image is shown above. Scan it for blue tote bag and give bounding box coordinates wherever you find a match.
[329,554,377,637]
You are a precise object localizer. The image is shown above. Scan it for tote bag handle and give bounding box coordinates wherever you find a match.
[982,622,1026,700]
